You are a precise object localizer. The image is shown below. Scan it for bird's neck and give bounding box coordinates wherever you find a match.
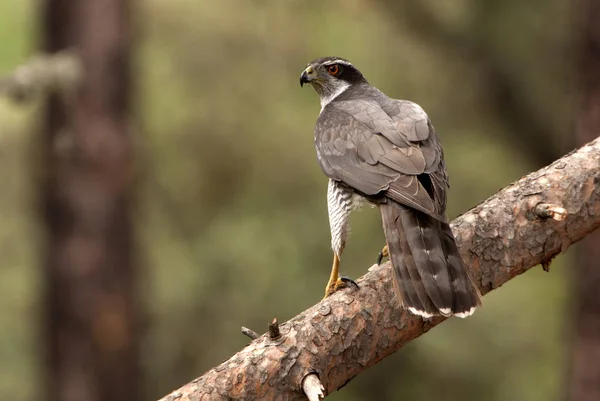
[320,82,351,112]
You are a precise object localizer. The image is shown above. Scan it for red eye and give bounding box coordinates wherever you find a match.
[327,64,340,75]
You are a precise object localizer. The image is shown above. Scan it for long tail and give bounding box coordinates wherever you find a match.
[380,200,481,318]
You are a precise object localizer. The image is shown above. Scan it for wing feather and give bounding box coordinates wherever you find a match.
[315,96,448,219]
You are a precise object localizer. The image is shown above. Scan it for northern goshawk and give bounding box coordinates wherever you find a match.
[300,56,481,318]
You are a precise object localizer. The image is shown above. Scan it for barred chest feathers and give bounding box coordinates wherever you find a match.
[327,179,365,257]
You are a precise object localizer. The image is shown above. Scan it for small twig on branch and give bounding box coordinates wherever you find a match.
[541,259,554,273]
[268,318,281,340]
[0,50,82,103]
[535,203,568,221]
[302,374,325,401]
[159,138,600,401]
[240,318,282,341]
[241,326,260,340]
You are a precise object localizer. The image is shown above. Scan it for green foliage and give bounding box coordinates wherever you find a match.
[0,0,572,400]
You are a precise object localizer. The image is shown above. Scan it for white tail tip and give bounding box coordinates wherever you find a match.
[453,307,477,318]
[407,306,477,319]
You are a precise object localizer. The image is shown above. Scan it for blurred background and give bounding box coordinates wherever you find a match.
[0,0,594,400]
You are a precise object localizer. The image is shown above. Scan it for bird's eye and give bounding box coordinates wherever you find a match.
[327,64,340,75]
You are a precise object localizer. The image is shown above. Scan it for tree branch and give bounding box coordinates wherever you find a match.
[0,51,81,103]
[159,138,600,400]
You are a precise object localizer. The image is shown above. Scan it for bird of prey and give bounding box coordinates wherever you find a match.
[300,56,481,318]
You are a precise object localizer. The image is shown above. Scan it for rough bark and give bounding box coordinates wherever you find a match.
[159,138,600,401]
[42,1,139,401]
[568,0,600,399]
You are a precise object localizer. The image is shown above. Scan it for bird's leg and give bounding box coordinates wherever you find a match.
[377,244,389,265]
[323,254,358,299]
[324,254,341,298]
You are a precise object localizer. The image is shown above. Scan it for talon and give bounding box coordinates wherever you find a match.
[377,245,389,265]
[324,276,358,299]
[338,276,359,289]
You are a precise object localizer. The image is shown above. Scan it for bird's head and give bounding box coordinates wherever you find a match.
[300,57,368,103]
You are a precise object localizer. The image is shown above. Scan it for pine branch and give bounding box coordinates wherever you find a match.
[0,51,81,103]
[159,138,600,401]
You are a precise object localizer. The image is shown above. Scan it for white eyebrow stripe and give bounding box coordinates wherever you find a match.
[324,59,353,67]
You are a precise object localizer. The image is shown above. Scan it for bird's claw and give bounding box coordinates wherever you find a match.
[323,276,359,299]
[377,245,389,265]
[338,275,359,289]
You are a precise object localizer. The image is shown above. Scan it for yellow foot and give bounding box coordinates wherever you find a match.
[377,244,389,265]
[323,276,359,299]
[322,253,358,300]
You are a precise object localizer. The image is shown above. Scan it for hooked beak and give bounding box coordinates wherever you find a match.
[300,66,314,87]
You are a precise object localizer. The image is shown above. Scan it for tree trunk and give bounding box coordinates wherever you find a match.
[568,0,600,400]
[41,1,139,401]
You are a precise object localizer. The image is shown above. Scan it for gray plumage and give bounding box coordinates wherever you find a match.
[301,56,481,317]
